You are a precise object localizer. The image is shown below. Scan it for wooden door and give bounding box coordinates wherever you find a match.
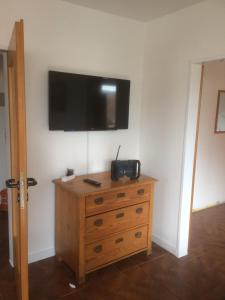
[7,19,29,300]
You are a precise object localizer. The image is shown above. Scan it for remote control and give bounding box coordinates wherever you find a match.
[83,178,101,187]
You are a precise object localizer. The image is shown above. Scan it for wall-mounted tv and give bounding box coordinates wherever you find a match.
[49,71,130,131]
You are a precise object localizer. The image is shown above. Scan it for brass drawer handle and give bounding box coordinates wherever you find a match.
[94,245,102,253]
[135,231,142,239]
[136,207,143,214]
[137,188,145,195]
[117,192,125,198]
[94,219,103,227]
[94,197,104,205]
[116,212,124,219]
[115,237,124,244]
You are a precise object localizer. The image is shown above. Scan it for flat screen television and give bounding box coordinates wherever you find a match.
[49,71,130,131]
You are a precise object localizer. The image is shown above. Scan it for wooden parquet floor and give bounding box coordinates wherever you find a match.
[0,204,225,300]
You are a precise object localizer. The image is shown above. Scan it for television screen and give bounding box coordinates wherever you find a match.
[49,71,130,131]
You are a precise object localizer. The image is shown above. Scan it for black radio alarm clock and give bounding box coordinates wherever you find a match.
[111,146,141,181]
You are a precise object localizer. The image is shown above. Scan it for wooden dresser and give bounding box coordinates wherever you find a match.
[53,172,157,284]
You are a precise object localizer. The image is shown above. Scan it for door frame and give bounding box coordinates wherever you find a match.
[177,55,225,258]
[0,49,14,266]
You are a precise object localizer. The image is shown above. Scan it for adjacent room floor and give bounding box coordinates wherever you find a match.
[0,204,225,300]
[0,211,17,299]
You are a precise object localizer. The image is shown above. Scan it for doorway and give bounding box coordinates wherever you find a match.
[0,50,17,298]
[0,50,11,260]
[189,59,225,254]
[178,57,225,258]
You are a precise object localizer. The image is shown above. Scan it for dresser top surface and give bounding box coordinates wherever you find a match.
[53,172,157,197]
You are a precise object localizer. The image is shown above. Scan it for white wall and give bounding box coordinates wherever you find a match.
[140,0,225,256]
[193,60,225,210]
[0,0,145,262]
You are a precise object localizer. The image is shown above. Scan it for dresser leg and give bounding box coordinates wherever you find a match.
[146,248,152,256]
[78,276,85,285]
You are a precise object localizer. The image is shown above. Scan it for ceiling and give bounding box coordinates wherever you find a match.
[61,0,205,22]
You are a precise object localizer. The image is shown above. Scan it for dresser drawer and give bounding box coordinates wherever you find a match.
[85,202,149,244]
[85,225,148,271]
[85,184,151,216]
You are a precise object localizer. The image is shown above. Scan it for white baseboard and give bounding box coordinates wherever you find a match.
[152,234,177,256]
[10,236,177,266]
[8,248,55,266]
[28,248,55,264]
[9,258,14,267]
[13,236,178,265]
